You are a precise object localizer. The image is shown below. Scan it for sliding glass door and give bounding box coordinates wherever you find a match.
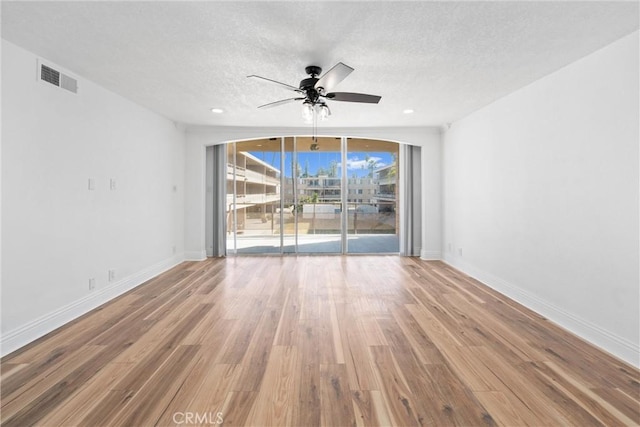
[227,138,282,254]
[346,139,399,253]
[225,136,399,254]
[295,137,343,253]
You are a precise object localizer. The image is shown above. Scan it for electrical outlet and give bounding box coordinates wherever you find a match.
[110,178,117,190]
[108,269,116,282]
[89,278,96,291]
[88,178,95,191]
[458,248,463,256]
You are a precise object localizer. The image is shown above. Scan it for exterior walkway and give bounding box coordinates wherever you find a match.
[231,234,399,254]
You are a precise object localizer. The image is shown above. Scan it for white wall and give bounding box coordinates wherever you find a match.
[1,40,187,355]
[184,126,442,260]
[442,31,639,366]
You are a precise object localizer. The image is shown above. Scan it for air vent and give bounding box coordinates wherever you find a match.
[60,74,78,93]
[40,64,60,86]
[38,61,78,94]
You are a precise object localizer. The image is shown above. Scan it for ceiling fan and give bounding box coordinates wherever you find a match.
[248,62,381,121]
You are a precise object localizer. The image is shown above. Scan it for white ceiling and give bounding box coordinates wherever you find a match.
[2,1,638,128]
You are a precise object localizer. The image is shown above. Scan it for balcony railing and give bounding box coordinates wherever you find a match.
[376,193,396,201]
[227,163,279,185]
[377,177,396,186]
[244,168,279,185]
[227,193,281,207]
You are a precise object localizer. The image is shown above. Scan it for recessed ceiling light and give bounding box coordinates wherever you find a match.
[210,108,224,114]
[403,109,414,114]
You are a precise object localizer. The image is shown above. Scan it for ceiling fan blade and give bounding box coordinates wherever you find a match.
[257,97,305,109]
[248,75,303,93]
[325,92,381,104]
[314,62,354,92]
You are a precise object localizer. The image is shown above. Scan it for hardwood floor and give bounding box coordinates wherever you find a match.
[1,256,639,426]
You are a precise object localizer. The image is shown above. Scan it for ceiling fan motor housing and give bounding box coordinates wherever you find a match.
[299,77,318,90]
[300,65,323,103]
[300,78,320,103]
[305,65,322,77]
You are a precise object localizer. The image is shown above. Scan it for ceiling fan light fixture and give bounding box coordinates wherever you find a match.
[319,103,331,121]
[302,101,314,123]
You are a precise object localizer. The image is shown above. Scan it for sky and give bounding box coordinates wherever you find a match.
[249,151,394,178]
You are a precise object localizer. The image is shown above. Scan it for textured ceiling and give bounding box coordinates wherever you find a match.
[2,1,638,128]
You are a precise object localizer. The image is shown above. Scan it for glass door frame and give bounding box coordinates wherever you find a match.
[340,136,348,253]
[225,135,398,255]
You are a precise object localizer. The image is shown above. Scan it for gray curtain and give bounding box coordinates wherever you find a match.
[211,143,227,257]
[400,144,422,256]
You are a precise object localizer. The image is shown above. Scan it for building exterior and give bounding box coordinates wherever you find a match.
[373,164,397,212]
[296,175,377,205]
[226,151,281,233]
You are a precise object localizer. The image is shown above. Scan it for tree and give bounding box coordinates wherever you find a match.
[328,160,338,178]
[294,192,319,213]
[389,153,397,178]
[364,154,377,178]
[303,159,310,178]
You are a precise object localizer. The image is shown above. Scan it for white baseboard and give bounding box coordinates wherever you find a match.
[442,256,639,367]
[420,250,442,260]
[184,250,207,261]
[0,254,185,357]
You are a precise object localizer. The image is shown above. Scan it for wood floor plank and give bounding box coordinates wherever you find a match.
[292,320,321,427]
[423,363,497,426]
[0,345,106,424]
[320,363,357,427]
[0,363,28,383]
[468,345,569,425]
[318,299,344,365]
[154,362,239,426]
[473,391,528,427]
[244,345,298,426]
[272,288,301,346]
[541,360,640,426]
[218,391,257,427]
[376,316,439,425]
[443,291,546,362]
[391,304,446,365]
[232,305,281,391]
[37,362,135,427]
[107,344,201,427]
[3,293,142,366]
[216,298,266,364]
[405,302,464,348]
[1,256,638,427]
[77,303,213,426]
[368,345,421,426]
[351,389,394,427]
[592,386,640,423]
[336,303,380,391]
